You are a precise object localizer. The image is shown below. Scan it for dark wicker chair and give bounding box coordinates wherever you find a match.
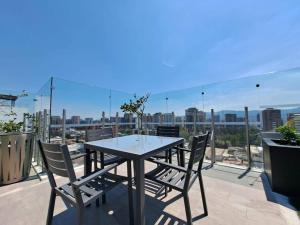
[38,140,134,225]
[145,132,210,225]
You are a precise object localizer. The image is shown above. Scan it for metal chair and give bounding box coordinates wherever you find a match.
[38,140,134,225]
[86,128,126,172]
[145,132,210,225]
[152,126,181,165]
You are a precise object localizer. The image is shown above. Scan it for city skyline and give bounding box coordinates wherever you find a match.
[50,106,299,126]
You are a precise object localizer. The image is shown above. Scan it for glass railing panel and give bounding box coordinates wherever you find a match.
[49,77,134,145]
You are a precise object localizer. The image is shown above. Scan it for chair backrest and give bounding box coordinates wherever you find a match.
[38,140,77,187]
[85,127,113,142]
[156,126,180,137]
[184,132,210,188]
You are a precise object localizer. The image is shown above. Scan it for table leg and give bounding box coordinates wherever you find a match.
[133,159,145,225]
[84,147,91,176]
[179,143,185,167]
[100,152,106,204]
[127,160,134,225]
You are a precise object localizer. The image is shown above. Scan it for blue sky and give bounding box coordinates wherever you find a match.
[1,1,300,119]
[1,0,300,95]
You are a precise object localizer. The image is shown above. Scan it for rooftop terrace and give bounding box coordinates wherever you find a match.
[1,70,300,225]
[0,162,299,225]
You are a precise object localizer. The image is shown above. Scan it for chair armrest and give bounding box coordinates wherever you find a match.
[174,146,191,152]
[73,163,118,188]
[151,159,188,172]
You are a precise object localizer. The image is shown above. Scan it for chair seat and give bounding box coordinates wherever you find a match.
[92,153,126,166]
[56,173,126,206]
[145,165,197,191]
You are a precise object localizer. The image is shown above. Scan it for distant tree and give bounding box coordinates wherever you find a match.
[120,93,150,130]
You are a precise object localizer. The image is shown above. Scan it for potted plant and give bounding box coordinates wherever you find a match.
[262,120,300,197]
[120,93,150,134]
[0,93,35,185]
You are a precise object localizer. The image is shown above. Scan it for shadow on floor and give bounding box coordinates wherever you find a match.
[261,173,300,211]
[52,182,207,225]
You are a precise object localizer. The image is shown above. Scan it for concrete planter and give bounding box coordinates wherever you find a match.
[0,133,34,185]
[263,137,300,197]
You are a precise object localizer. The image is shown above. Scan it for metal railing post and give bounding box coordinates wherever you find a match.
[49,76,54,143]
[62,109,66,144]
[211,109,216,165]
[116,112,119,137]
[193,111,196,135]
[172,112,175,126]
[43,109,48,142]
[23,113,26,132]
[102,111,105,128]
[37,111,43,166]
[245,106,251,169]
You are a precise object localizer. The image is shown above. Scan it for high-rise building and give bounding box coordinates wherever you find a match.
[143,113,153,123]
[123,113,133,123]
[71,116,80,124]
[257,113,260,122]
[85,118,93,124]
[288,113,300,133]
[153,113,162,123]
[163,113,173,123]
[185,107,206,122]
[262,108,282,131]
[213,115,220,122]
[237,117,244,122]
[51,116,61,125]
[175,116,183,123]
[225,113,237,122]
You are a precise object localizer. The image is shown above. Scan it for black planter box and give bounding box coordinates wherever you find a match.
[263,138,300,197]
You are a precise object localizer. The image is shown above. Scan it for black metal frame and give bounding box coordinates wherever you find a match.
[84,135,185,225]
[38,140,133,225]
[145,132,210,225]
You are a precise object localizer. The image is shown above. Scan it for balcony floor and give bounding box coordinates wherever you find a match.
[0,162,299,225]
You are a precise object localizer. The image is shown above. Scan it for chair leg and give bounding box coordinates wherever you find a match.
[127,161,134,225]
[46,189,56,225]
[198,173,208,215]
[96,198,100,207]
[93,152,98,171]
[176,149,180,166]
[100,152,106,204]
[183,192,193,225]
[164,151,169,195]
[169,149,172,164]
[76,207,84,225]
[114,167,117,175]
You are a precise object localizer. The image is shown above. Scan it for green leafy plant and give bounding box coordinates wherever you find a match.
[276,120,299,144]
[120,93,150,130]
[0,91,35,134]
[0,119,23,133]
